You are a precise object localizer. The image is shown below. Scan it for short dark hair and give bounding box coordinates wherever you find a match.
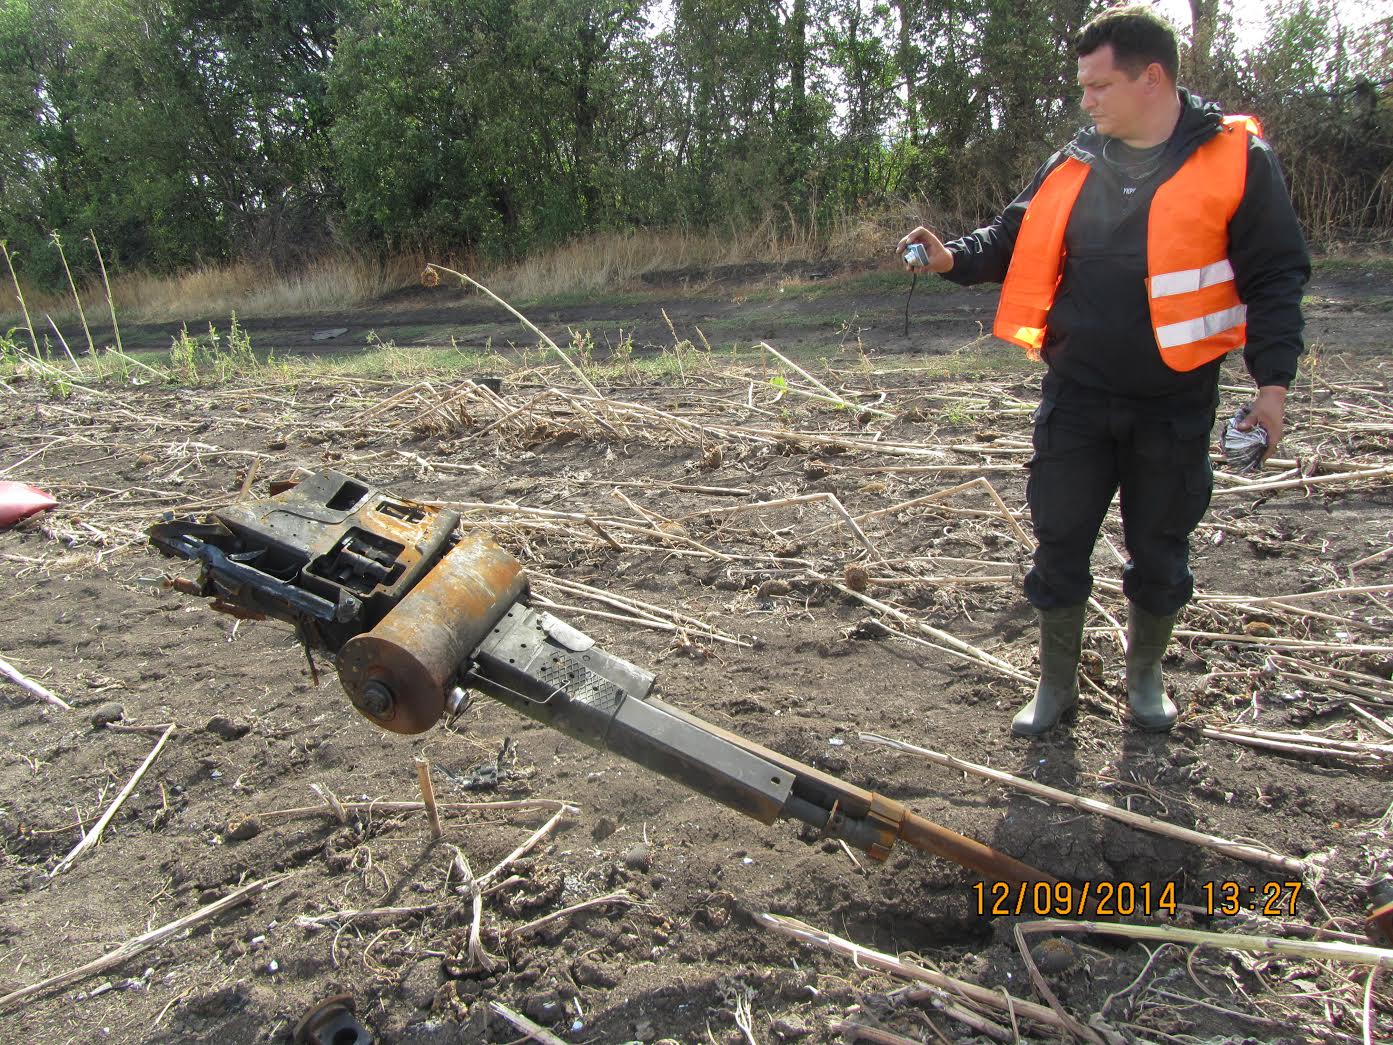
[1075,5,1180,83]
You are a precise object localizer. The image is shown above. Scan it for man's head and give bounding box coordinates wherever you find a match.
[1074,5,1181,145]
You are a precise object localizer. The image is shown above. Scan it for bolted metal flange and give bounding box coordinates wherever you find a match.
[360,680,394,718]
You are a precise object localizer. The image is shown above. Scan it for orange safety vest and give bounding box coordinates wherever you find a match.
[994,114,1261,371]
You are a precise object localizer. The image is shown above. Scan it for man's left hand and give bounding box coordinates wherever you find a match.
[1238,385,1287,461]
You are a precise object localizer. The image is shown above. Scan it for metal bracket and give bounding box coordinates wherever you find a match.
[294,994,372,1045]
[864,793,907,862]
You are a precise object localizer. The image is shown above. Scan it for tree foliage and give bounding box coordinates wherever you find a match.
[0,0,1387,286]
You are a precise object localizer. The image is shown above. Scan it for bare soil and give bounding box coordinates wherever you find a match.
[1,263,1391,1044]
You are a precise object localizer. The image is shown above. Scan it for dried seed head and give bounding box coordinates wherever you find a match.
[843,565,869,592]
[421,267,441,287]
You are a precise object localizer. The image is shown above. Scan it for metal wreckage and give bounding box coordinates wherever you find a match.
[149,468,1052,886]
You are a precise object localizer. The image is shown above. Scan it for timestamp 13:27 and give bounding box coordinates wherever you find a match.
[972,880,1303,917]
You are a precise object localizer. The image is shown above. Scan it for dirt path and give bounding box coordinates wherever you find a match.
[1,267,1392,1043]
[98,258,1393,363]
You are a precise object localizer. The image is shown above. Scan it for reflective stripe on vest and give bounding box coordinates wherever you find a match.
[994,113,1259,371]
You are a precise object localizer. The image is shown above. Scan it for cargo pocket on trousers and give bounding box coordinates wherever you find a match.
[1026,399,1055,512]
[1169,414,1214,534]
[1030,399,1056,453]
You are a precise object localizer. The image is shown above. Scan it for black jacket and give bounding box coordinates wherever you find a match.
[943,91,1309,408]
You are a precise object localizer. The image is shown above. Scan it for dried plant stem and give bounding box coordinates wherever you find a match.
[608,478,752,497]
[536,574,752,646]
[1010,922,1100,1042]
[1089,596,1128,654]
[505,891,636,939]
[545,387,625,438]
[0,656,73,710]
[359,379,432,421]
[613,488,670,527]
[1347,703,1393,737]
[104,348,165,380]
[45,316,79,370]
[580,392,773,446]
[0,241,40,357]
[756,913,1101,1043]
[1209,464,1393,497]
[1201,583,1393,605]
[296,903,447,930]
[836,462,1022,475]
[50,723,176,876]
[531,595,736,645]
[488,1001,570,1044]
[833,585,1032,683]
[1215,597,1390,636]
[836,1019,948,1045]
[832,477,1031,548]
[87,231,123,355]
[450,846,502,973]
[51,231,95,355]
[683,492,882,559]
[1199,726,1388,764]
[1271,654,1393,692]
[976,476,1034,547]
[448,498,733,561]
[1351,545,1393,569]
[859,733,1305,875]
[1016,918,1393,969]
[1170,630,1393,654]
[310,782,349,825]
[477,804,572,888]
[894,987,1016,1043]
[0,875,287,1011]
[758,341,895,418]
[469,388,556,438]
[427,263,603,399]
[863,574,1015,587]
[1207,723,1393,753]
[251,797,576,824]
[416,757,442,839]
[1363,967,1381,1045]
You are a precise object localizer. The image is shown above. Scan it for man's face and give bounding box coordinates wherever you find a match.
[1077,44,1163,141]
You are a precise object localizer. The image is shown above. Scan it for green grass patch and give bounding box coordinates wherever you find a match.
[1311,254,1393,277]
[1,308,1035,397]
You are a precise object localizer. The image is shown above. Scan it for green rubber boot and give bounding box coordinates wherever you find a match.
[1126,603,1179,731]
[1012,605,1086,736]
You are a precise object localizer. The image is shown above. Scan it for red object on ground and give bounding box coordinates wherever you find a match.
[0,481,57,528]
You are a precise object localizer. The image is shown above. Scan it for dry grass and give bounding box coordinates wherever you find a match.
[119,252,429,319]
[484,198,968,300]
[2,252,429,330]
[1,200,973,330]
[484,222,822,301]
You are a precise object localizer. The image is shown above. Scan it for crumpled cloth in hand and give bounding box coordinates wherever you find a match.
[1222,404,1269,474]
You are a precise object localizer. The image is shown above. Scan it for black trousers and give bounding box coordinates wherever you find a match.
[1023,381,1215,616]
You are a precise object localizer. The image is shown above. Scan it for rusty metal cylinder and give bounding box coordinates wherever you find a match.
[337,533,526,734]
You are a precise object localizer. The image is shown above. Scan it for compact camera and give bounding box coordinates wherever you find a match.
[902,242,930,269]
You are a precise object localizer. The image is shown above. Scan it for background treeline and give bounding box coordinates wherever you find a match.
[1,0,1389,290]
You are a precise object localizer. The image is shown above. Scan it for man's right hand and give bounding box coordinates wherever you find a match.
[898,226,954,273]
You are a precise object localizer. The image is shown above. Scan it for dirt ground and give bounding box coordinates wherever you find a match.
[1,263,1392,1044]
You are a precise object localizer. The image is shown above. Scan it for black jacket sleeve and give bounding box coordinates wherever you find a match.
[940,153,1065,286]
[1231,137,1310,388]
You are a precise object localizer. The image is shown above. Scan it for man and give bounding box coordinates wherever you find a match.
[898,5,1308,735]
